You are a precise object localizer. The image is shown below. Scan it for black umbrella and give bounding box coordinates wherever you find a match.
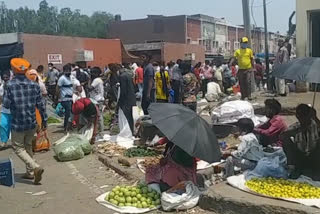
[148,103,221,163]
[272,57,320,106]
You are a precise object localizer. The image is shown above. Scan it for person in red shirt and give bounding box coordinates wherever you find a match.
[254,58,264,91]
[72,98,99,144]
[192,62,202,81]
[254,99,287,147]
[135,62,144,99]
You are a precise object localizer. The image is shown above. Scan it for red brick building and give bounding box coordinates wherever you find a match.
[109,14,287,62]
[22,34,128,70]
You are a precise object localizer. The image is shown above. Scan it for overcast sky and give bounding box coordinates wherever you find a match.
[5,0,295,33]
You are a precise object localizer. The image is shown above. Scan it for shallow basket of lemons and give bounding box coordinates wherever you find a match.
[96,184,161,214]
[246,177,320,199]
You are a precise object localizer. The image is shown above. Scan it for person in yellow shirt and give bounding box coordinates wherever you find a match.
[155,65,170,103]
[230,37,254,100]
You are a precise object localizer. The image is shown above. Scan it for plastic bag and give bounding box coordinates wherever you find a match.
[0,113,11,143]
[118,108,133,139]
[33,130,50,152]
[66,134,92,155]
[54,142,84,162]
[161,181,201,211]
[245,149,288,180]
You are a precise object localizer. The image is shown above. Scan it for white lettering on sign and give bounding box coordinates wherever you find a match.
[48,54,63,64]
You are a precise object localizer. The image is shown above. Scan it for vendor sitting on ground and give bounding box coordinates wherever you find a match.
[254,99,287,147]
[281,104,320,180]
[145,138,197,192]
[223,118,264,178]
[72,98,99,144]
[205,80,223,102]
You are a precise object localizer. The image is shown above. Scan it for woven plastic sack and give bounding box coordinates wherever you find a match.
[66,134,92,155]
[54,140,84,162]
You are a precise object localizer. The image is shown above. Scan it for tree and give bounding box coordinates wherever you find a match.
[0,1,114,38]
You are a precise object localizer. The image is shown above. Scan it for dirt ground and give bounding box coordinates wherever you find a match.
[0,92,319,214]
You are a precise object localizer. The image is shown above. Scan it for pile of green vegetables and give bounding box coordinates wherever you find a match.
[47,116,61,124]
[124,147,158,158]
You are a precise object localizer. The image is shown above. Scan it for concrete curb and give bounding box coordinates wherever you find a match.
[199,183,320,214]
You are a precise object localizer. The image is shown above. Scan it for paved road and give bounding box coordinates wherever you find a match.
[2,92,317,214]
[0,125,212,214]
[0,125,130,214]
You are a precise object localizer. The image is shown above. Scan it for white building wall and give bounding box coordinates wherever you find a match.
[296,0,320,57]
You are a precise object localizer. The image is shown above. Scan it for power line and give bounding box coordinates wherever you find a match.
[251,0,272,8]
[251,0,258,27]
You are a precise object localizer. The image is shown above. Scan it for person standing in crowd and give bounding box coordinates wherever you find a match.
[182,62,199,112]
[200,60,214,98]
[275,39,289,96]
[230,37,254,100]
[57,64,73,132]
[254,58,264,91]
[88,67,105,136]
[0,71,10,104]
[46,63,59,101]
[254,99,287,147]
[135,62,144,99]
[285,38,292,59]
[141,56,155,115]
[155,66,170,103]
[75,66,90,95]
[230,61,238,79]
[36,65,45,81]
[3,58,47,184]
[171,59,183,104]
[269,61,277,93]
[166,61,175,79]
[214,60,223,92]
[118,67,137,134]
[281,104,320,180]
[193,62,202,82]
[72,77,86,103]
[107,64,120,106]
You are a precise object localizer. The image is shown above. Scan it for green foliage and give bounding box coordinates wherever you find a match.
[0,0,114,38]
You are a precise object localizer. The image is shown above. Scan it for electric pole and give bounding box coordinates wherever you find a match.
[242,0,252,46]
[263,0,270,90]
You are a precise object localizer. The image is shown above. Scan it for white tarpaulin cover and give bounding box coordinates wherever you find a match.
[227,174,320,209]
[211,100,267,126]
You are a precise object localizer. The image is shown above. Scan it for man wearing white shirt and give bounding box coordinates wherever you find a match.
[205,81,222,102]
[88,67,105,135]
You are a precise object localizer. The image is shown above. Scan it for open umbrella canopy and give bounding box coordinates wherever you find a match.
[148,103,221,163]
[272,57,320,83]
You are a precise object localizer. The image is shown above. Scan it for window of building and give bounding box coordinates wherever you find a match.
[153,19,164,33]
[205,40,212,51]
[225,41,231,50]
[187,38,191,44]
[234,41,240,50]
[213,41,219,48]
